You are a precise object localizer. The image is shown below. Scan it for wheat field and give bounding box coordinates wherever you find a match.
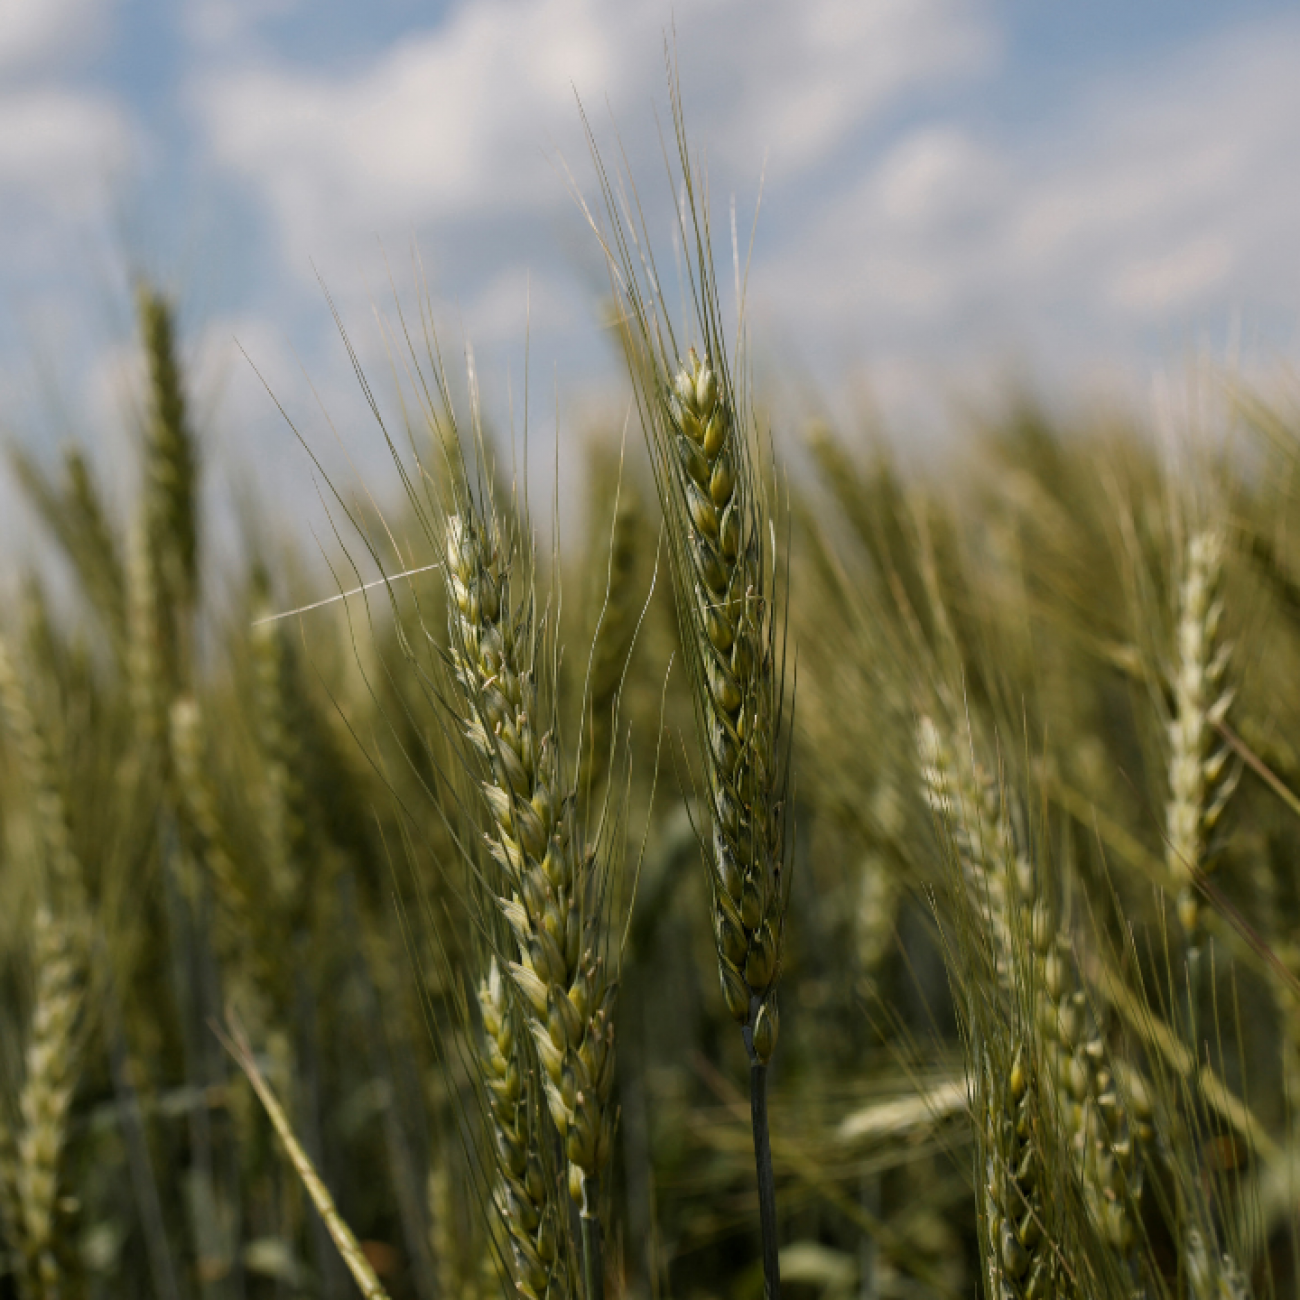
[2,80,1300,1300]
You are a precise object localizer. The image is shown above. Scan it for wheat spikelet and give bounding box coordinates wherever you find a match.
[444,511,616,1212]
[1186,1230,1252,1300]
[477,959,569,1300]
[1166,527,1237,944]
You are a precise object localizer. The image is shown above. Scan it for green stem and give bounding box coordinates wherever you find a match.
[1186,939,1203,1061]
[745,1028,781,1300]
[580,1173,604,1300]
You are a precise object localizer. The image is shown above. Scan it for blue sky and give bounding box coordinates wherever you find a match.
[2,0,1299,562]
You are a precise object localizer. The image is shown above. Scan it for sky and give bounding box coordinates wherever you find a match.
[1,0,1299,566]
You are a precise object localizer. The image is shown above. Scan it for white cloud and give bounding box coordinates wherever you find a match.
[193,0,991,278]
[702,0,993,169]
[1106,237,1236,319]
[183,1,1300,448]
[183,0,302,53]
[754,12,1300,424]
[0,0,108,74]
[0,88,131,212]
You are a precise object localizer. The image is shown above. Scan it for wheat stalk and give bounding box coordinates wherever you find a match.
[581,75,794,1291]
[220,1014,391,1300]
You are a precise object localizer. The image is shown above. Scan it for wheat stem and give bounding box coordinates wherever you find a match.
[220,1015,391,1300]
[578,1174,604,1300]
[744,1033,780,1300]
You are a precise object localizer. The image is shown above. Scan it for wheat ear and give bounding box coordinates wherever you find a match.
[249,600,315,953]
[979,1046,1060,1300]
[138,286,199,620]
[920,716,1149,1293]
[1166,527,1237,946]
[125,512,167,755]
[6,446,126,661]
[579,470,643,800]
[664,349,787,1047]
[0,641,90,1300]
[919,721,1057,1298]
[0,640,85,913]
[445,511,616,1296]
[12,907,85,1300]
[169,696,271,1009]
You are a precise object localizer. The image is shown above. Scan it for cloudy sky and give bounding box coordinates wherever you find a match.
[1,0,1298,559]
